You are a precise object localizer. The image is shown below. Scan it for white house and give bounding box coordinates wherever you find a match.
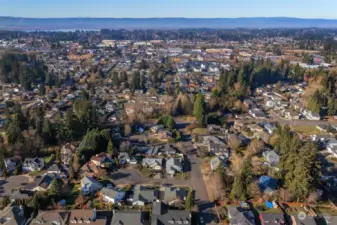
[303,110,320,121]
[22,157,45,172]
[327,139,337,157]
[100,187,125,204]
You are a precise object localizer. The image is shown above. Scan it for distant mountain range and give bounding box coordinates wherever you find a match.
[1,17,337,30]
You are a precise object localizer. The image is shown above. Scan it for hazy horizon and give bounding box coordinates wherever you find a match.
[1,0,337,19]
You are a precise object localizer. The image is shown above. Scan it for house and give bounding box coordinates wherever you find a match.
[145,144,178,157]
[249,108,265,118]
[118,152,132,165]
[284,109,299,120]
[61,143,76,165]
[327,139,337,157]
[159,187,188,203]
[90,153,113,168]
[248,124,264,133]
[210,156,227,170]
[228,206,255,225]
[46,164,67,178]
[208,143,228,156]
[262,150,280,167]
[264,123,276,135]
[166,158,183,177]
[68,209,108,225]
[31,210,70,225]
[132,186,158,206]
[100,187,125,204]
[157,129,172,140]
[0,204,27,225]
[259,213,286,225]
[80,176,102,195]
[32,173,59,192]
[9,190,33,204]
[303,110,321,121]
[151,125,164,133]
[151,201,192,225]
[22,157,45,172]
[244,99,257,109]
[5,156,21,172]
[142,158,163,171]
[111,210,147,225]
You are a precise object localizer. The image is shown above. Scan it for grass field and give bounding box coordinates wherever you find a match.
[192,128,209,135]
[290,126,320,136]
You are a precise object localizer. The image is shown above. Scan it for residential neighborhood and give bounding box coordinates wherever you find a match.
[0,26,337,225]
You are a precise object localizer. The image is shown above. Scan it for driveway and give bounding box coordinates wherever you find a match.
[189,155,213,212]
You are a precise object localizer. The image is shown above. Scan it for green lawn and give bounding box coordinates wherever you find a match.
[175,172,189,180]
[291,126,319,136]
[28,170,45,177]
[192,128,209,135]
[140,167,153,178]
[44,155,54,164]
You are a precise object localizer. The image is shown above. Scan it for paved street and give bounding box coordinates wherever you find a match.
[189,154,213,212]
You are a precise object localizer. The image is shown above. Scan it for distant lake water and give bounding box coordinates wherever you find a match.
[26,29,101,32]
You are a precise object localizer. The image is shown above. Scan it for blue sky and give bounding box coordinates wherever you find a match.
[0,0,335,18]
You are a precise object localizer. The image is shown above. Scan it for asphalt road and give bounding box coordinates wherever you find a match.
[268,114,337,126]
[189,154,213,212]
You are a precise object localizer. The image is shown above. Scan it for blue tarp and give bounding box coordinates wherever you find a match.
[259,176,278,191]
[265,201,273,209]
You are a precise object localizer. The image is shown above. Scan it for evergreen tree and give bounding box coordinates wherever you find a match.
[185,189,193,210]
[0,148,8,177]
[230,157,252,200]
[38,83,46,96]
[328,97,336,116]
[113,71,120,86]
[193,93,205,126]
[107,139,115,155]
[166,116,176,129]
[48,179,62,197]
[55,148,61,163]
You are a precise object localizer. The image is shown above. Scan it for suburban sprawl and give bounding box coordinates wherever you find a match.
[0,28,337,224]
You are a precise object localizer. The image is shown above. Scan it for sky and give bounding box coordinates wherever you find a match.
[0,0,335,19]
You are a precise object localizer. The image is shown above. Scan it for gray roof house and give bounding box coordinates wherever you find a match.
[100,187,125,204]
[132,186,159,206]
[209,143,229,156]
[227,206,255,225]
[80,176,102,195]
[111,210,147,225]
[142,158,163,171]
[159,187,188,203]
[31,210,70,225]
[210,156,227,171]
[22,157,45,172]
[0,204,27,225]
[262,150,280,167]
[166,158,183,176]
[151,201,191,225]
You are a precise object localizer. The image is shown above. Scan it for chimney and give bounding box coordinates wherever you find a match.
[92,208,97,221]
[19,205,24,216]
